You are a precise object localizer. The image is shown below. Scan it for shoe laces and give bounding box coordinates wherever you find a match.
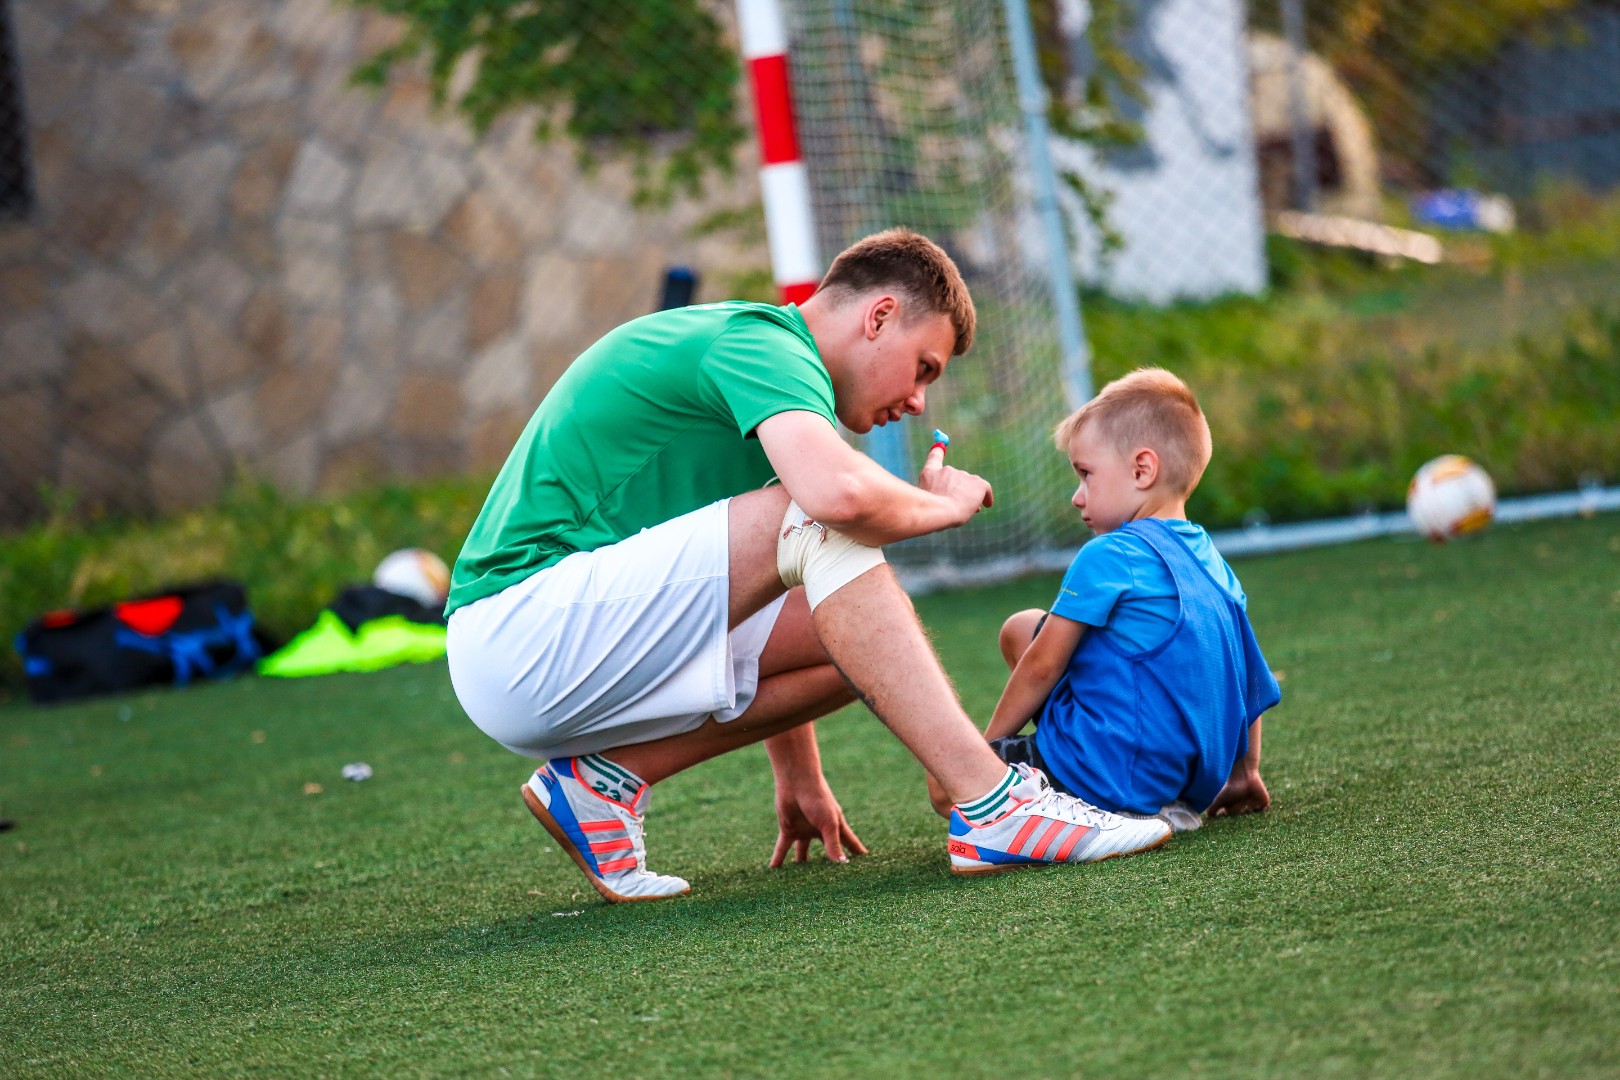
[612,804,649,873]
[1008,762,1121,830]
[1029,784,1121,831]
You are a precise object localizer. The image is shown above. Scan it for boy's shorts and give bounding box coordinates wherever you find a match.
[446,498,787,761]
[987,732,1077,797]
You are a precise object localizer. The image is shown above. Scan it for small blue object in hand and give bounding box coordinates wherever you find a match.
[931,429,950,451]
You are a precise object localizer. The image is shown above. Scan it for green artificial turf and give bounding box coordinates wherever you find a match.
[3,514,1617,1078]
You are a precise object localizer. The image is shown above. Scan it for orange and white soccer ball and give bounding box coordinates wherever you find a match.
[1406,455,1496,542]
[373,548,451,607]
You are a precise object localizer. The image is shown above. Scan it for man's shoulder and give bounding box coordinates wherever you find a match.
[573,303,815,383]
[698,301,819,354]
[602,301,800,343]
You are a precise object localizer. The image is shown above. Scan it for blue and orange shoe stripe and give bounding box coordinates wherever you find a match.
[948,809,1094,864]
[537,762,601,876]
[950,839,1044,866]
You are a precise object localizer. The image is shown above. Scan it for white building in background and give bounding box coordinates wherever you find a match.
[1051,0,1267,304]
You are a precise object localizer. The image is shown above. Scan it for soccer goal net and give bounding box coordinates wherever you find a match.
[784,0,1084,585]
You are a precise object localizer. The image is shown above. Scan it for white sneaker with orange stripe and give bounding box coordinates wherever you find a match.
[948,763,1172,874]
[521,758,691,903]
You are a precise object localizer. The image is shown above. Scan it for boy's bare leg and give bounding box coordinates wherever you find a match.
[999,609,1045,669]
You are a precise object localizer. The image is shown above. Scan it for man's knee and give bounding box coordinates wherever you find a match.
[776,500,887,610]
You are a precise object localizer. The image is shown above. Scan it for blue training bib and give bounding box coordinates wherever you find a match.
[1034,519,1281,814]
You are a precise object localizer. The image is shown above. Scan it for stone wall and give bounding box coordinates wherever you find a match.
[0,0,765,525]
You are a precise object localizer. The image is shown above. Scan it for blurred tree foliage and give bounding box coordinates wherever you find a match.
[1029,0,1146,257]
[351,0,745,205]
[1284,0,1583,68]
[1249,0,1585,185]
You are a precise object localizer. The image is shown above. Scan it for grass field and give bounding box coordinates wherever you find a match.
[3,513,1617,1078]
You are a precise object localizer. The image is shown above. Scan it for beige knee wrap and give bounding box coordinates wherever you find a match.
[776,500,887,610]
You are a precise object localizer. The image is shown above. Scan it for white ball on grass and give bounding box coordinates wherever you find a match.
[373,548,450,607]
[1407,454,1496,542]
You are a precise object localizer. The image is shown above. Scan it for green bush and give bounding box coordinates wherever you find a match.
[6,229,1620,695]
[1081,226,1620,529]
[0,479,489,696]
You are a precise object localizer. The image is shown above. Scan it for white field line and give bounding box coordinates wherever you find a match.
[894,485,1620,595]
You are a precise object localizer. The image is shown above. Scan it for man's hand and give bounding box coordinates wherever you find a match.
[917,441,993,528]
[1208,767,1270,817]
[770,772,869,867]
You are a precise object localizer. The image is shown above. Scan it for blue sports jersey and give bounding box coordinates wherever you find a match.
[1051,520,1246,652]
[1034,518,1281,814]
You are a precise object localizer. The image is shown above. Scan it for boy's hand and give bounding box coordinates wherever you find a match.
[1208,767,1270,817]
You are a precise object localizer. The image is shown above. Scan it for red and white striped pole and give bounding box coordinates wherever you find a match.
[736,0,820,305]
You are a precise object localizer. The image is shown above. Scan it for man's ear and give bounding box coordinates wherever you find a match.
[865,295,898,340]
[1133,448,1160,489]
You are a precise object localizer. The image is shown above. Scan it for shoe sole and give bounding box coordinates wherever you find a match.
[521,783,690,904]
[950,827,1173,876]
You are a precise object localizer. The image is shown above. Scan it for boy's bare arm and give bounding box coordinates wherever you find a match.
[1209,715,1269,816]
[984,614,1086,740]
[924,614,1086,817]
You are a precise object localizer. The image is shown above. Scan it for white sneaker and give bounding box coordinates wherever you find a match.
[1158,801,1203,833]
[948,764,1172,875]
[521,759,690,903]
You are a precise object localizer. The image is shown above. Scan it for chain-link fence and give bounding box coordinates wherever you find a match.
[2,0,1617,542]
[1033,0,1620,301]
[787,0,1082,565]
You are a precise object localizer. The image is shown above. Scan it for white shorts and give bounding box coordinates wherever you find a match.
[446,499,787,760]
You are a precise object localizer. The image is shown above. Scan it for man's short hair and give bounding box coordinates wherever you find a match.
[816,228,976,355]
[1054,367,1213,496]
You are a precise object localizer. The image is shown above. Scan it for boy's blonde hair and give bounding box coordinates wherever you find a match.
[817,228,976,355]
[1053,367,1212,496]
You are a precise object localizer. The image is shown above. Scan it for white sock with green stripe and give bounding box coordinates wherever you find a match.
[574,754,647,806]
[956,766,1021,826]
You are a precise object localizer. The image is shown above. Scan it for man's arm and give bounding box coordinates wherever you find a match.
[985,614,1085,740]
[756,411,991,547]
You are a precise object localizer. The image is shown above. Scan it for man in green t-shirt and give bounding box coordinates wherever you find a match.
[446,229,1172,903]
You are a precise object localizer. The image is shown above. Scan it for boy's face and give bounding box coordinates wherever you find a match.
[1067,424,1150,534]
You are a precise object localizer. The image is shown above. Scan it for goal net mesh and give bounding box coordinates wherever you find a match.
[784,0,1084,581]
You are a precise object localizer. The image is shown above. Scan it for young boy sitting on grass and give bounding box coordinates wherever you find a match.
[931,367,1280,836]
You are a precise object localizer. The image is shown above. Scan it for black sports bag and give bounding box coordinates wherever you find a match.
[15,581,265,704]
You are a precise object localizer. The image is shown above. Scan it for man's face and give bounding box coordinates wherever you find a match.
[1067,424,1144,534]
[834,300,956,435]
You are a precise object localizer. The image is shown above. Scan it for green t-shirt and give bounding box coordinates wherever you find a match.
[446,302,835,616]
